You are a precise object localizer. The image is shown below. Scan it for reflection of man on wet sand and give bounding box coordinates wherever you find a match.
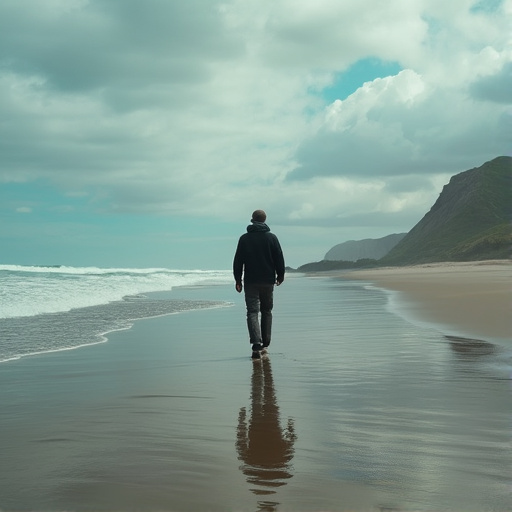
[236,358,297,497]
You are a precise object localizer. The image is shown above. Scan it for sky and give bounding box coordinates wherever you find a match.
[1,0,511,270]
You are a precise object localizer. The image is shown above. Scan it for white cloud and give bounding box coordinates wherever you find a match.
[0,0,510,239]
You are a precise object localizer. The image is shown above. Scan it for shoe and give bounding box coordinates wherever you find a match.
[261,347,268,355]
[251,343,263,360]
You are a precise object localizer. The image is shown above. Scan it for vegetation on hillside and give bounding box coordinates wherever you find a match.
[382,156,511,265]
[296,156,511,272]
[296,258,379,272]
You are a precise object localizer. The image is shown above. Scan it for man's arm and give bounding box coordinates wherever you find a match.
[273,236,285,285]
[233,238,244,292]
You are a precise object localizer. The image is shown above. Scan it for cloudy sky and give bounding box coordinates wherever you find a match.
[1,0,511,269]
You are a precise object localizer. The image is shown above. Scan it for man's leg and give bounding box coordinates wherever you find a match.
[260,285,274,348]
[244,284,262,348]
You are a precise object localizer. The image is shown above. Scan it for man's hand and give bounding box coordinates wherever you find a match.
[235,282,243,293]
[276,277,284,286]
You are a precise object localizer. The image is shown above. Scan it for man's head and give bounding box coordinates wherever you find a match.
[251,209,267,223]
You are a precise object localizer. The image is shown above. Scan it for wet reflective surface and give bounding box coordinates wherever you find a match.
[0,276,511,511]
[237,357,296,508]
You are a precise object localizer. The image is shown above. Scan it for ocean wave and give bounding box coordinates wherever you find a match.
[0,263,228,275]
[0,297,232,363]
[0,265,232,319]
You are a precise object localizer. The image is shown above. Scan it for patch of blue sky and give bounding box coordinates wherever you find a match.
[470,0,503,13]
[321,57,402,104]
[1,181,96,221]
[0,179,240,240]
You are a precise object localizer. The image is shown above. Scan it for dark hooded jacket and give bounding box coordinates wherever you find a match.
[233,222,285,285]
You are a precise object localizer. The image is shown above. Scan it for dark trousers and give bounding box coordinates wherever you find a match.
[244,284,274,347]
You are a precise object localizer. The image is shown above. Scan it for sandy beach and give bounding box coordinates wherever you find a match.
[1,271,512,511]
[343,260,512,343]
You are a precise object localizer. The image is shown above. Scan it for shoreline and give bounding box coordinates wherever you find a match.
[1,271,512,511]
[339,260,511,343]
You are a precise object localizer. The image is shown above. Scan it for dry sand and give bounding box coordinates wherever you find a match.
[343,260,512,342]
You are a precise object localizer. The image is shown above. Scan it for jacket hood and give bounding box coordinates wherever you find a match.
[247,221,270,233]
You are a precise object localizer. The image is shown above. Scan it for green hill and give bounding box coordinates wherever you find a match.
[381,156,512,265]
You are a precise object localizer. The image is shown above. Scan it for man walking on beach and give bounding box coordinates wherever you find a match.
[233,210,285,359]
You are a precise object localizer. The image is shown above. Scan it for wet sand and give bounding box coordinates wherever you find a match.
[343,260,512,343]
[1,274,511,511]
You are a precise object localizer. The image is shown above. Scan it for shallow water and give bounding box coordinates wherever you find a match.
[0,275,511,511]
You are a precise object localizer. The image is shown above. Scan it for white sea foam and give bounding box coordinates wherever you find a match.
[0,264,232,319]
